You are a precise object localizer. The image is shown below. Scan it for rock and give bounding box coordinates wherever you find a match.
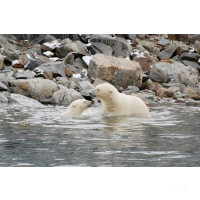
[156,87,180,98]
[14,69,35,79]
[183,87,200,100]
[54,77,70,87]
[55,45,69,58]
[195,40,200,54]
[182,60,200,70]
[34,62,67,78]
[43,71,53,80]
[133,91,158,104]
[73,58,87,70]
[41,40,62,52]
[135,44,147,53]
[0,35,19,63]
[78,80,94,100]
[89,42,113,56]
[185,99,200,106]
[149,61,199,86]
[12,60,24,68]
[138,40,157,53]
[51,88,83,105]
[64,39,88,55]
[162,82,185,92]
[122,86,139,95]
[0,54,4,70]
[141,79,163,92]
[0,91,15,103]
[158,44,178,59]
[65,66,73,77]
[10,78,59,101]
[178,67,199,87]
[133,52,156,72]
[88,54,142,89]
[0,82,9,91]
[63,53,75,65]
[157,38,170,46]
[66,64,78,73]
[43,51,54,57]
[11,93,44,107]
[180,52,200,62]
[90,35,132,57]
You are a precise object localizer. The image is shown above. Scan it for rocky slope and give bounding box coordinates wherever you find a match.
[0,34,200,105]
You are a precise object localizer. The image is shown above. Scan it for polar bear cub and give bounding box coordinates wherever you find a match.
[62,99,92,116]
[91,83,149,117]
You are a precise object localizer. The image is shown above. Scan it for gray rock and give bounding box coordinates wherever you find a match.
[149,61,199,87]
[133,91,158,104]
[55,77,70,87]
[25,58,42,70]
[89,42,113,56]
[78,80,94,91]
[162,82,185,92]
[73,58,87,70]
[67,64,78,73]
[34,61,66,77]
[0,91,15,103]
[51,88,83,105]
[10,78,59,101]
[182,60,200,69]
[0,54,4,70]
[63,53,75,65]
[138,40,157,53]
[14,69,35,79]
[157,38,170,46]
[88,54,142,89]
[158,44,178,59]
[90,35,132,58]
[122,86,139,95]
[180,52,200,62]
[11,93,44,107]
[0,82,9,91]
[55,45,69,58]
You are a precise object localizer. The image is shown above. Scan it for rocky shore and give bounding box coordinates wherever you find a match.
[0,34,200,106]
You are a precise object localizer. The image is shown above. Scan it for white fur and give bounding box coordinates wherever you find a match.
[92,83,149,117]
[62,99,91,116]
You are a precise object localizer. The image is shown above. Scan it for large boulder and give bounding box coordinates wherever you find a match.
[63,39,88,55]
[90,35,132,57]
[34,62,67,78]
[88,54,142,89]
[51,88,83,105]
[183,87,200,100]
[149,61,199,87]
[10,78,59,101]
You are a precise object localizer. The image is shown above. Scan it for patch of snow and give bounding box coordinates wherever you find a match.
[82,56,92,66]
[49,57,59,61]
[127,39,132,44]
[125,56,130,60]
[198,58,200,63]
[189,47,195,52]
[86,43,91,47]
[73,73,81,79]
[12,60,19,66]
[43,51,54,57]
[18,69,23,73]
[43,40,61,50]
[24,61,29,69]
[131,49,146,58]
[26,54,32,59]
[81,69,87,77]
[1,48,4,53]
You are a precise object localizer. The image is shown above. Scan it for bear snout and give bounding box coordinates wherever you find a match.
[90,90,96,98]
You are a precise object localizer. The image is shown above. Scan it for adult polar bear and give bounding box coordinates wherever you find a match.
[91,83,149,117]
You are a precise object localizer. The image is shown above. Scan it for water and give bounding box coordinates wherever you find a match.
[0,100,200,167]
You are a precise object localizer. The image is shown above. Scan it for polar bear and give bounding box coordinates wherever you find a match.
[91,83,149,117]
[62,99,92,116]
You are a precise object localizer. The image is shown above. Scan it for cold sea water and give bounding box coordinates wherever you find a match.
[0,96,200,167]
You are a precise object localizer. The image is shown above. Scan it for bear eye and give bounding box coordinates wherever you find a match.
[97,88,100,92]
[84,101,86,104]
